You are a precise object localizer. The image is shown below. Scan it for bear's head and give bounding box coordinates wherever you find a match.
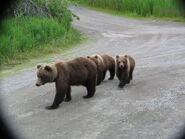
[116,55,128,70]
[36,64,58,86]
[87,55,103,64]
[87,55,97,63]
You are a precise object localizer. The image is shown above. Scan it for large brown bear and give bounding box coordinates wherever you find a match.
[116,55,135,88]
[36,57,97,110]
[87,55,104,85]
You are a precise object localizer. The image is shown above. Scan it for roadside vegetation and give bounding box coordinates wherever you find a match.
[0,0,82,68]
[76,0,185,21]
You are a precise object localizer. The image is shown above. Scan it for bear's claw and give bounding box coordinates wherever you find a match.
[45,105,59,110]
[83,95,93,99]
[118,83,125,88]
[64,98,71,102]
[108,77,114,80]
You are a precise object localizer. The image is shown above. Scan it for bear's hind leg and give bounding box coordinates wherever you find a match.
[102,70,106,81]
[83,78,96,99]
[65,86,72,102]
[129,68,134,80]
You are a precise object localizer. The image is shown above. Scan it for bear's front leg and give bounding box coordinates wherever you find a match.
[46,92,65,110]
[125,72,130,84]
[46,82,67,110]
[102,70,106,81]
[108,66,115,80]
[64,86,72,102]
[118,72,127,88]
[118,82,125,88]
[126,79,130,84]
[97,69,103,85]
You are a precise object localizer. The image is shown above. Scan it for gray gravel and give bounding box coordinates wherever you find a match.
[1,6,185,139]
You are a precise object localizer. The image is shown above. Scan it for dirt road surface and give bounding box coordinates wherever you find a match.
[1,6,185,139]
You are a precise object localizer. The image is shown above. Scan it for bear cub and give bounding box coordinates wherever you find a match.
[87,54,115,85]
[87,55,104,85]
[101,54,115,81]
[116,55,135,88]
[87,54,116,85]
[36,57,97,110]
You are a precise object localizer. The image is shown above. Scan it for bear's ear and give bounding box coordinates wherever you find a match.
[87,56,90,58]
[37,65,41,69]
[116,55,119,59]
[45,65,52,72]
[95,55,98,59]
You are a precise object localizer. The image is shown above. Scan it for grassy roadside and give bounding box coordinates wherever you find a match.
[1,26,83,69]
[0,16,73,66]
[0,14,85,75]
[78,2,185,22]
[0,29,87,78]
[0,0,82,75]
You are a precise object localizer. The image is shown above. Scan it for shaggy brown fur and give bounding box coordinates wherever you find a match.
[116,55,135,88]
[100,54,115,80]
[36,57,97,109]
[87,55,104,85]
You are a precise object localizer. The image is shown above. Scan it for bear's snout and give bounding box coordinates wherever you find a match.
[36,78,44,86]
[120,65,124,68]
[119,63,125,69]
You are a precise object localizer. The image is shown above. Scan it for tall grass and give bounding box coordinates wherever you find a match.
[78,0,184,17]
[0,16,81,66]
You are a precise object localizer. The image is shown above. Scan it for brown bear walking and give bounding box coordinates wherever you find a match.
[116,55,135,88]
[87,55,104,85]
[36,57,97,110]
[87,54,115,84]
[101,54,115,81]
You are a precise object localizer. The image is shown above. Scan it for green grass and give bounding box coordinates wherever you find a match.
[0,25,84,70]
[0,0,85,77]
[0,16,80,67]
[81,4,185,22]
[0,33,87,78]
[76,0,185,19]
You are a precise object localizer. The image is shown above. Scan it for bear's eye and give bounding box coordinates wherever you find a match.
[39,75,50,82]
[38,75,47,80]
[38,75,43,78]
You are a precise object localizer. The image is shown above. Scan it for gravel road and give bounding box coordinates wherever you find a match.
[1,6,185,139]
